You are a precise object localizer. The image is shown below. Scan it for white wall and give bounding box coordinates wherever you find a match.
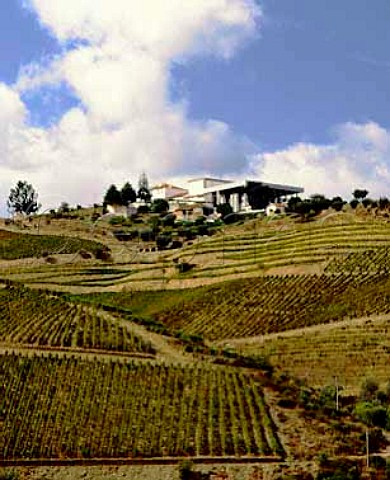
[152,186,188,199]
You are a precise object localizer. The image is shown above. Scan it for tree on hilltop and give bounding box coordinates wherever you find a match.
[137,172,151,203]
[121,182,137,205]
[352,189,369,201]
[103,185,122,206]
[7,180,40,216]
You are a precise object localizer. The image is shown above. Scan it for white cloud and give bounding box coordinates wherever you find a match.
[251,121,390,199]
[2,1,390,216]
[0,0,261,213]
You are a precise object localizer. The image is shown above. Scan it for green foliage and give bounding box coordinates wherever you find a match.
[0,354,281,459]
[0,469,20,480]
[151,198,169,213]
[104,182,137,206]
[360,378,379,401]
[178,460,194,480]
[288,194,331,219]
[121,182,137,204]
[316,458,361,480]
[162,213,176,227]
[319,385,341,409]
[223,212,241,224]
[352,189,369,201]
[330,196,345,212]
[175,262,194,273]
[0,286,154,353]
[137,204,150,214]
[379,197,390,210]
[362,198,373,208]
[154,273,390,342]
[216,203,233,218]
[194,215,206,225]
[109,215,126,225]
[0,231,104,260]
[58,201,70,213]
[354,401,388,428]
[7,180,40,216]
[104,184,122,205]
[137,172,151,202]
[156,234,171,250]
[139,228,155,242]
[247,184,274,210]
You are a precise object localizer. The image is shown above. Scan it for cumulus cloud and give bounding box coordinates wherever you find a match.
[0,0,261,212]
[250,121,390,199]
[1,1,390,214]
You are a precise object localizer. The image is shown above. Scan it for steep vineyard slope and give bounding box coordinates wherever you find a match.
[154,273,390,340]
[0,286,154,354]
[0,353,283,460]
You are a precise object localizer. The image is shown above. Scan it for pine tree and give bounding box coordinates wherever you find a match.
[137,172,151,203]
[103,185,122,205]
[121,182,136,205]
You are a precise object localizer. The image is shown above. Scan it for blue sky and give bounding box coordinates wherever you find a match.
[0,0,390,210]
[174,0,390,150]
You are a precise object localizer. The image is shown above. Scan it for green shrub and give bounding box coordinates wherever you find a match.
[354,401,388,428]
[0,470,20,480]
[151,198,169,213]
[178,459,194,480]
[223,212,241,224]
[156,234,171,250]
[162,213,176,227]
[194,215,206,225]
[137,204,150,214]
[316,458,360,480]
[360,378,379,401]
[175,262,194,273]
[94,246,112,261]
[216,203,233,218]
[109,215,126,225]
[139,228,155,242]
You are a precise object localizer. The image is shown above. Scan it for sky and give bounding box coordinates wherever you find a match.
[1,0,390,213]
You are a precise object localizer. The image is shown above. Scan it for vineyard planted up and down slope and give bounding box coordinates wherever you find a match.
[154,273,390,341]
[0,286,154,354]
[0,353,283,460]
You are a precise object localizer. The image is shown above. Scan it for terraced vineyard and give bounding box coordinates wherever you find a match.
[0,353,283,459]
[155,273,390,340]
[325,247,390,273]
[177,219,390,273]
[3,217,390,290]
[0,286,154,354]
[0,228,104,260]
[3,213,390,471]
[236,314,390,390]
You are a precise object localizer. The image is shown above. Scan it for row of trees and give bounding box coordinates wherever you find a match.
[103,173,151,207]
[287,189,390,219]
[5,174,152,217]
[5,180,390,220]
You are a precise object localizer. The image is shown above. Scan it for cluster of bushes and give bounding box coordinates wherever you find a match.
[316,455,361,480]
[353,378,390,429]
[287,189,390,221]
[287,195,347,220]
[316,453,390,479]
[213,349,273,375]
[109,213,223,251]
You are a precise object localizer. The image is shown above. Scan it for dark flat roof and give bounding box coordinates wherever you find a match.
[202,179,304,195]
